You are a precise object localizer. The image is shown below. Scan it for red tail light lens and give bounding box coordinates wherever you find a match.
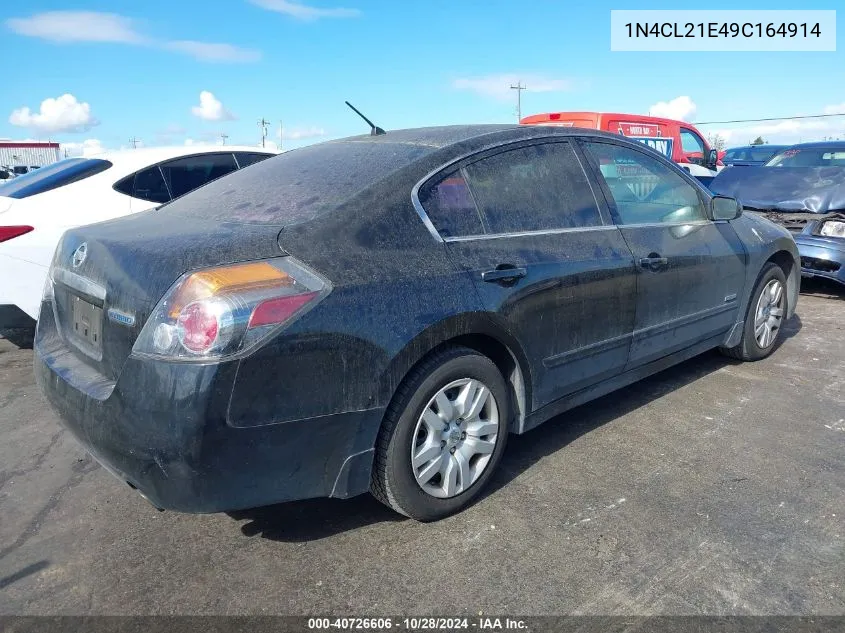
[0,226,34,243]
[132,257,330,361]
[177,301,222,353]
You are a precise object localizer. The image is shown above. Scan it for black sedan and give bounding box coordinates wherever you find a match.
[34,125,799,521]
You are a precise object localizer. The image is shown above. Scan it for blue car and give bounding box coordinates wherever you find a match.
[705,141,845,288]
[722,144,789,167]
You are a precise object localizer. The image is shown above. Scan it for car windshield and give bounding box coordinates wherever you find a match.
[766,147,845,167]
[0,157,112,199]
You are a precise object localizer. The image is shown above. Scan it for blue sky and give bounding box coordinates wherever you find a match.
[1,0,844,155]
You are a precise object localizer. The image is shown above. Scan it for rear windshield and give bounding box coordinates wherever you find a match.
[766,148,845,167]
[167,139,436,224]
[0,158,112,199]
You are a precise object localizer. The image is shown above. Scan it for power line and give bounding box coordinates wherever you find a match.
[695,112,845,125]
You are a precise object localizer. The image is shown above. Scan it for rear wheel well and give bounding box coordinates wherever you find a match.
[438,334,528,434]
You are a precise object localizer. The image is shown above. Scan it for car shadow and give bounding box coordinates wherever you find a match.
[0,327,35,350]
[230,313,803,541]
[227,493,404,542]
[800,277,845,300]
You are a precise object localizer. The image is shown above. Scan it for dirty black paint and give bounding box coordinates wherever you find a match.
[34,125,801,513]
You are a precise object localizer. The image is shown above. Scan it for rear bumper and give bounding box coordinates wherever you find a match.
[0,252,47,322]
[34,332,385,513]
[795,235,845,286]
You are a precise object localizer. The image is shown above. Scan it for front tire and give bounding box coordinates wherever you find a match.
[371,346,509,521]
[721,262,788,361]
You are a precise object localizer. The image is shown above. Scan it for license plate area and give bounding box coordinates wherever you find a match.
[69,295,104,356]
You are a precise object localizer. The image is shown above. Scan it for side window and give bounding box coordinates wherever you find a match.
[418,170,485,238]
[463,142,602,234]
[680,128,706,165]
[160,153,238,200]
[583,141,707,226]
[116,166,170,204]
[235,152,273,168]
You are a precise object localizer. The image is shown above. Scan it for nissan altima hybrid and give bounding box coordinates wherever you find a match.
[35,125,800,521]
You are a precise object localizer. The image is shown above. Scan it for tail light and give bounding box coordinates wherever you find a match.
[0,226,34,243]
[132,257,330,361]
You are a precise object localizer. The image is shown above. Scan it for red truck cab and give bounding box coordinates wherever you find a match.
[520,111,719,177]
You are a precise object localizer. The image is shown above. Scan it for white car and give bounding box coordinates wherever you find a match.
[0,146,278,324]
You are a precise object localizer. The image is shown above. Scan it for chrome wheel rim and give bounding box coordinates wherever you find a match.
[754,279,784,349]
[411,378,500,499]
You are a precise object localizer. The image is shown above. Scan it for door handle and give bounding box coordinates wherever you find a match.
[639,255,668,271]
[482,266,527,285]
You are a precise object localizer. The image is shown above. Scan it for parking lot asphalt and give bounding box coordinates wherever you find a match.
[0,283,843,616]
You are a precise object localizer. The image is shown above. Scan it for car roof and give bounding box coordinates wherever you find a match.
[315,123,633,149]
[81,145,280,173]
[780,140,845,150]
[726,144,786,151]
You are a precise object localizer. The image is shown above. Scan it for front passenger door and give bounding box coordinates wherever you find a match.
[581,140,747,369]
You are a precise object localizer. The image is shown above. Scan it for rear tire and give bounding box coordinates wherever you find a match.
[371,346,509,521]
[720,262,788,361]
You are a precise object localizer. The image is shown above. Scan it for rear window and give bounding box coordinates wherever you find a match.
[0,158,112,199]
[165,140,435,224]
[766,148,845,167]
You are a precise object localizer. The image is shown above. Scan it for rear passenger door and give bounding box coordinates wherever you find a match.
[580,140,746,369]
[417,140,638,411]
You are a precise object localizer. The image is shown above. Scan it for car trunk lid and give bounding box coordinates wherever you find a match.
[48,210,284,383]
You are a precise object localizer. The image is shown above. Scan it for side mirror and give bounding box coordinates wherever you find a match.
[711,195,742,221]
[707,149,718,167]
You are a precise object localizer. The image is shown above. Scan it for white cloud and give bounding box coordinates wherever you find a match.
[5,11,145,44]
[647,96,697,122]
[279,126,326,140]
[9,94,98,134]
[191,91,235,122]
[706,116,845,146]
[5,11,260,64]
[165,41,261,63]
[248,0,360,20]
[453,74,572,101]
[62,138,105,157]
[823,103,845,115]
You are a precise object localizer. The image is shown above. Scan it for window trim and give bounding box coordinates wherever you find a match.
[576,136,713,227]
[411,138,610,243]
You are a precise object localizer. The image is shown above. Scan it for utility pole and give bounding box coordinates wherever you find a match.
[510,81,526,122]
[219,132,229,145]
[129,136,139,149]
[258,118,270,148]
[279,120,283,151]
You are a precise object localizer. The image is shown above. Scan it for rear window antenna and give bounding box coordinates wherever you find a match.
[345,101,386,136]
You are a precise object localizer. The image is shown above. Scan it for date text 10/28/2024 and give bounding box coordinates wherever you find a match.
[307,617,528,630]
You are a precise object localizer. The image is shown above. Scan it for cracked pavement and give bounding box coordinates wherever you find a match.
[0,285,843,615]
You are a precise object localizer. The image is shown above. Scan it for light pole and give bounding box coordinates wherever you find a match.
[510,81,526,122]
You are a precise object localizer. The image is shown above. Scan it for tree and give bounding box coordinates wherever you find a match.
[707,133,726,151]
[750,136,766,145]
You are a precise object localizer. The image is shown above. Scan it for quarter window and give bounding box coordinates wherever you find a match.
[159,153,238,200]
[463,142,602,234]
[583,142,707,226]
[418,170,485,238]
[118,166,171,204]
[235,152,274,168]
